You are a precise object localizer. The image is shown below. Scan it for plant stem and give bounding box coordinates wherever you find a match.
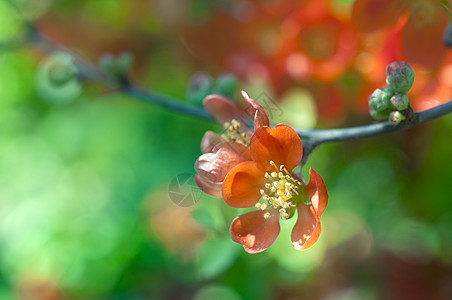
[20,25,452,152]
[298,101,452,144]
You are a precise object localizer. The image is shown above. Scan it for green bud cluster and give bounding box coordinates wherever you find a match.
[186,72,238,105]
[99,52,133,82]
[368,62,414,124]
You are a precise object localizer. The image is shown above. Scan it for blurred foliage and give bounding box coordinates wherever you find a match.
[0,0,452,299]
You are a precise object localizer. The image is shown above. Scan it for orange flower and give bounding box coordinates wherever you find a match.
[352,0,449,68]
[223,123,328,253]
[194,92,269,197]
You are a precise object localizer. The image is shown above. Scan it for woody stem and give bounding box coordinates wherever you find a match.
[6,23,452,162]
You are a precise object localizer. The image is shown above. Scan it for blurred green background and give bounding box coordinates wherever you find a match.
[1,0,452,299]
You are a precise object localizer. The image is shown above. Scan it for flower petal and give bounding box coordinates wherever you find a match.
[291,204,321,250]
[241,90,269,130]
[250,124,302,171]
[212,142,251,161]
[195,142,251,183]
[194,174,222,198]
[352,0,405,33]
[401,13,448,68]
[201,131,223,153]
[222,161,266,208]
[203,94,246,128]
[306,168,328,217]
[230,209,280,254]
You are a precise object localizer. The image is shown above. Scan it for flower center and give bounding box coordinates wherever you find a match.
[221,119,249,146]
[256,161,302,220]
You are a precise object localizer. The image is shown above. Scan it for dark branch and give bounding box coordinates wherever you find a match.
[124,85,212,120]
[298,101,452,144]
[26,26,213,120]
[14,24,452,151]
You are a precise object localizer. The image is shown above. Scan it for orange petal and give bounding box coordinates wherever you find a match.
[250,124,302,171]
[305,168,328,217]
[401,13,448,68]
[195,142,251,183]
[194,174,222,198]
[201,131,223,153]
[203,94,246,128]
[230,209,280,254]
[241,90,269,130]
[291,204,321,250]
[352,0,405,33]
[222,161,266,208]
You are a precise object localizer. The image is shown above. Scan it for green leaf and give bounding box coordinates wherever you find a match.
[194,285,242,300]
[197,236,240,279]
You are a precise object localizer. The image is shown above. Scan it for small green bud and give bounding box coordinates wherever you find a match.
[215,73,238,99]
[116,52,134,73]
[370,109,390,121]
[389,111,406,125]
[368,88,390,112]
[382,85,394,95]
[99,52,133,78]
[186,71,214,104]
[390,93,409,111]
[386,62,415,93]
[99,53,116,73]
[35,52,82,104]
[48,63,76,87]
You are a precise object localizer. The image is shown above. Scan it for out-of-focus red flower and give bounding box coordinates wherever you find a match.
[194,92,269,197]
[222,116,328,253]
[352,0,449,68]
[273,1,358,83]
[180,1,361,123]
[409,55,452,112]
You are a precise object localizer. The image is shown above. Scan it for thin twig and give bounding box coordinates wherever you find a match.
[299,101,452,143]
[27,25,213,120]
[124,84,212,120]
[19,24,452,153]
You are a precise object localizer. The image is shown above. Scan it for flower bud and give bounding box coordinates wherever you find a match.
[48,63,76,87]
[99,52,133,79]
[99,53,115,73]
[390,93,409,111]
[215,73,238,100]
[35,52,82,104]
[386,62,415,93]
[187,71,214,104]
[389,111,406,125]
[368,88,390,112]
[370,109,390,121]
[116,52,133,73]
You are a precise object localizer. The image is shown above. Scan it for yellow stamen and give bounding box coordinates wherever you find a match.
[221,119,249,146]
[258,160,302,220]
